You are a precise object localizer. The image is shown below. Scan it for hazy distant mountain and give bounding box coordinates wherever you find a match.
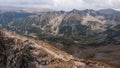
[0,6,52,13]
[98,9,120,14]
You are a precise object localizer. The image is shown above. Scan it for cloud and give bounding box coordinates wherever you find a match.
[49,0,120,11]
[83,0,119,9]
[0,0,120,10]
[0,0,54,8]
[52,0,87,10]
[53,0,120,10]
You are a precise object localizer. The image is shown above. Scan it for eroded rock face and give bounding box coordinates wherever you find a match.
[0,29,113,68]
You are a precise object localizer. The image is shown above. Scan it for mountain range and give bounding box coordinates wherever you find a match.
[0,8,120,68]
[0,9,120,45]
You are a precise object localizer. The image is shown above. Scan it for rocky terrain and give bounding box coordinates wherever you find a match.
[0,9,120,68]
[0,28,113,68]
[0,9,120,45]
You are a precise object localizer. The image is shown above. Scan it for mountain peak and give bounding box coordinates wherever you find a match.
[70,9,80,13]
[83,9,96,14]
[98,9,119,14]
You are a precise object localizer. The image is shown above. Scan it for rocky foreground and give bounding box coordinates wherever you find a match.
[0,29,113,68]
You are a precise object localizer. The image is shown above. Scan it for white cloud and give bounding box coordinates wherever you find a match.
[52,0,120,10]
[0,0,120,10]
[0,0,54,6]
[52,0,87,10]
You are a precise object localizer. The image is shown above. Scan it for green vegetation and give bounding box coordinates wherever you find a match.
[0,12,32,27]
[38,35,75,45]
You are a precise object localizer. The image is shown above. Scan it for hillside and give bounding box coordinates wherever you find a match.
[0,28,113,68]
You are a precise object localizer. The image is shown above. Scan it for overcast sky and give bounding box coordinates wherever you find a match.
[0,0,120,11]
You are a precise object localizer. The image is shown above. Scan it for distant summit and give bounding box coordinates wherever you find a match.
[98,9,119,14]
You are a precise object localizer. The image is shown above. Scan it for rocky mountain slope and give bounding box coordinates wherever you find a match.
[0,28,113,68]
[0,9,119,45]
